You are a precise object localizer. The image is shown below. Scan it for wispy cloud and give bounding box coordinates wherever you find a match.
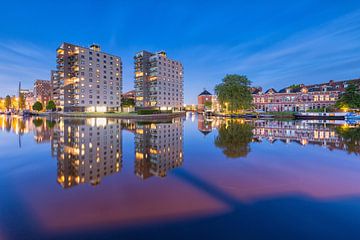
[0,41,53,96]
[180,9,360,101]
[227,10,360,87]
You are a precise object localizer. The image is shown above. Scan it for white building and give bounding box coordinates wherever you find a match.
[54,43,122,112]
[134,50,183,111]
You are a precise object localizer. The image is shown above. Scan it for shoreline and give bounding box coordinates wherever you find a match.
[34,111,186,119]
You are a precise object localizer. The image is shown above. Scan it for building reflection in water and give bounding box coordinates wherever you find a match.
[52,118,122,188]
[134,118,184,179]
[252,120,360,155]
[196,115,360,156]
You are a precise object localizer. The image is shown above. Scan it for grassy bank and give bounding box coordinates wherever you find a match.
[263,111,296,119]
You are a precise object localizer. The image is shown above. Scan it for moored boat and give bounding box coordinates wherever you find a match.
[295,112,346,120]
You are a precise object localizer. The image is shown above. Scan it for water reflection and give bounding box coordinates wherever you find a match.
[51,118,123,188]
[134,119,184,179]
[214,119,253,158]
[196,115,360,155]
[0,114,359,191]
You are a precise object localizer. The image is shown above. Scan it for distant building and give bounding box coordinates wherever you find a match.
[20,89,35,110]
[33,80,51,106]
[197,89,212,112]
[134,50,183,111]
[253,79,360,112]
[197,89,221,113]
[121,90,135,112]
[54,42,122,112]
[122,90,135,100]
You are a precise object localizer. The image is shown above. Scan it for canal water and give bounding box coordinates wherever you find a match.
[0,113,359,240]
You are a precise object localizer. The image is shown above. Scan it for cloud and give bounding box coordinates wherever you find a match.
[0,41,53,96]
[179,8,360,103]
[223,9,360,88]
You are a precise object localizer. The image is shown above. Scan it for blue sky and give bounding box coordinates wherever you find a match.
[1,0,360,104]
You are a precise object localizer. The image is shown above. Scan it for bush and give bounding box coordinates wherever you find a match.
[137,109,160,115]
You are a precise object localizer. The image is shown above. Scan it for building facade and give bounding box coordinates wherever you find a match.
[134,50,183,111]
[50,70,61,109]
[197,90,212,112]
[55,43,122,112]
[253,79,360,112]
[33,80,51,106]
[20,89,35,110]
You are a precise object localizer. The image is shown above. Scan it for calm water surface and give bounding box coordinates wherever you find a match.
[0,113,359,240]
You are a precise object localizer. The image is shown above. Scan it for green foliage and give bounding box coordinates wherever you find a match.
[121,98,135,107]
[289,84,301,89]
[336,84,360,109]
[204,101,212,110]
[215,74,253,113]
[46,100,56,111]
[32,118,44,127]
[46,120,56,129]
[336,126,360,155]
[5,95,11,110]
[214,121,253,158]
[19,93,26,110]
[137,109,161,115]
[32,101,43,112]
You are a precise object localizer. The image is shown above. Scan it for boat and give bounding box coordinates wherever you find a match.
[345,112,360,120]
[259,114,275,119]
[295,112,346,120]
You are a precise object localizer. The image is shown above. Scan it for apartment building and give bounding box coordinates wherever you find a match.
[33,79,51,106]
[134,50,183,111]
[50,70,61,108]
[134,118,184,179]
[253,79,360,112]
[55,43,122,112]
[52,118,122,188]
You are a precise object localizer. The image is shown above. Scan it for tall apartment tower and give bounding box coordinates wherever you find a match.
[50,70,61,108]
[134,51,183,111]
[55,43,122,112]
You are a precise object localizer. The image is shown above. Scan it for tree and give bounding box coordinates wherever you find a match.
[215,74,253,113]
[18,93,26,110]
[32,118,44,127]
[5,95,11,110]
[336,84,360,110]
[336,126,360,155]
[214,120,253,158]
[46,100,56,111]
[204,101,212,111]
[46,120,56,129]
[121,98,135,107]
[32,101,43,112]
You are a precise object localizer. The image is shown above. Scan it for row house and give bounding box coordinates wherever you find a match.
[253,79,360,112]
